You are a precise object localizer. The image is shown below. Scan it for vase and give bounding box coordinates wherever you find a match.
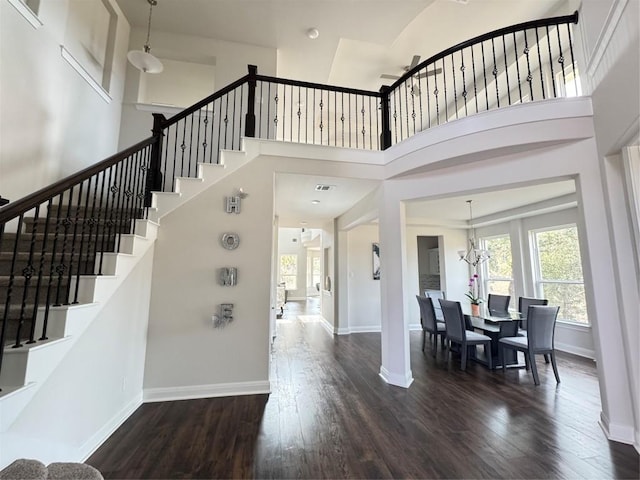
[471,303,480,317]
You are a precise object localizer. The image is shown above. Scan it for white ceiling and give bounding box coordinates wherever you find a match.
[116,0,576,229]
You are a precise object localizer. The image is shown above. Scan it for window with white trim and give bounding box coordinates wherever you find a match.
[279,254,298,290]
[531,225,588,324]
[481,234,514,299]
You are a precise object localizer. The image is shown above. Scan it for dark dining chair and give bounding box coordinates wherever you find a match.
[499,305,560,385]
[518,297,548,331]
[518,297,550,362]
[424,289,446,322]
[416,295,446,356]
[439,299,493,370]
[487,294,510,316]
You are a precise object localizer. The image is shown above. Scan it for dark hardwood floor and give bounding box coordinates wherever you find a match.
[88,300,639,479]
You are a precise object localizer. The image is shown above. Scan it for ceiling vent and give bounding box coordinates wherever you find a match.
[315,184,335,191]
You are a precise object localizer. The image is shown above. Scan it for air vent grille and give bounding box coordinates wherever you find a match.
[315,184,335,191]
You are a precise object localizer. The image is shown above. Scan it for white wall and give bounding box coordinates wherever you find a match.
[0,246,154,466]
[143,161,273,399]
[320,221,335,329]
[118,28,277,151]
[345,224,380,332]
[405,225,468,330]
[277,227,307,300]
[0,0,129,201]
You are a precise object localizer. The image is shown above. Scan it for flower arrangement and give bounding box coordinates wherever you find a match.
[465,273,483,305]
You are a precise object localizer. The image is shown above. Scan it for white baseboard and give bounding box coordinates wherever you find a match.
[408,323,422,331]
[379,366,414,388]
[81,393,143,461]
[599,411,636,445]
[555,342,595,360]
[347,325,381,333]
[319,317,335,336]
[143,380,271,403]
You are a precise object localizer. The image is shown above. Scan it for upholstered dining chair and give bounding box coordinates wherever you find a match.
[518,297,549,331]
[424,289,446,322]
[499,305,561,385]
[487,294,510,316]
[416,295,447,356]
[517,297,550,363]
[439,299,493,370]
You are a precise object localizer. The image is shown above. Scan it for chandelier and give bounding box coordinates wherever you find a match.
[127,0,163,74]
[458,200,490,268]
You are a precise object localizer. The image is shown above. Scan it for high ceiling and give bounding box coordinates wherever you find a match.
[116,0,577,229]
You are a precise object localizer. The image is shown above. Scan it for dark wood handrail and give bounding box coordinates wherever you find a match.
[254,74,381,98]
[158,74,251,128]
[0,136,157,223]
[389,10,579,90]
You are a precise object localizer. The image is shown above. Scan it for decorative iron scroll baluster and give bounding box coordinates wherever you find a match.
[425,68,431,128]
[524,29,534,100]
[460,49,468,117]
[556,27,566,92]
[491,38,499,108]
[471,44,479,113]
[65,181,83,305]
[21,205,39,343]
[545,26,556,98]
[442,58,449,121]
[433,68,440,126]
[36,199,54,341]
[319,92,324,145]
[54,188,73,306]
[361,96,367,148]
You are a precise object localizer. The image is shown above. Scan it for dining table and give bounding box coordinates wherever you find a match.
[463,307,523,369]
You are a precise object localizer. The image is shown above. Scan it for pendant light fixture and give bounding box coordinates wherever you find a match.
[458,200,490,268]
[127,0,163,74]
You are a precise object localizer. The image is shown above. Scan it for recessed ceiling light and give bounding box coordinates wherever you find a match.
[311,200,321,204]
[300,221,308,225]
[306,28,320,40]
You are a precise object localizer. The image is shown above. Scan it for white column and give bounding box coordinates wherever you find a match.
[577,142,635,444]
[378,188,413,387]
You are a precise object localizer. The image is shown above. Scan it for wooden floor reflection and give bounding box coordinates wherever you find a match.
[89,300,639,479]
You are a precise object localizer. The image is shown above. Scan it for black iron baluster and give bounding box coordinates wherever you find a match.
[471,43,479,113]
[35,199,53,340]
[341,92,345,147]
[217,95,224,162]
[361,95,366,148]
[433,68,440,125]
[223,92,230,150]
[281,85,286,141]
[524,29,534,100]
[502,35,511,105]
[392,88,398,142]
[460,49,468,117]
[334,91,337,147]
[7,215,24,347]
[491,38,500,107]
[98,167,115,275]
[64,181,84,305]
[273,87,279,140]
[451,54,459,120]
[403,80,409,140]
[297,86,302,143]
[326,89,331,146]
[417,69,424,131]
[319,91,324,145]
[481,41,489,110]
[267,83,272,140]
[426,67,432,128]
[535,27,546,99]
[348,93,352,148]
[187,113,195,178]
[232,86,238,150]
[161,125,170,191]
[114,158,129,254]
[180,118,187,180]
[513,31,523,103]
[290,84,294,143]
[72,177,92,303]
[20,207,39,343]
[96,170,109,275]
[258,82,264,138]
[556,26,567,93]
[305,87,309,143]
[312,89,316,144]
[545,26,557,98]
[195,109,203,167]
[171,122,178,190]
[442,58,449,121]
[54,188,73,306]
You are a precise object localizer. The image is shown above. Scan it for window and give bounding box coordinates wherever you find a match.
[279,255,297,290]
[532,225,588,324]
[482,235,514,299]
